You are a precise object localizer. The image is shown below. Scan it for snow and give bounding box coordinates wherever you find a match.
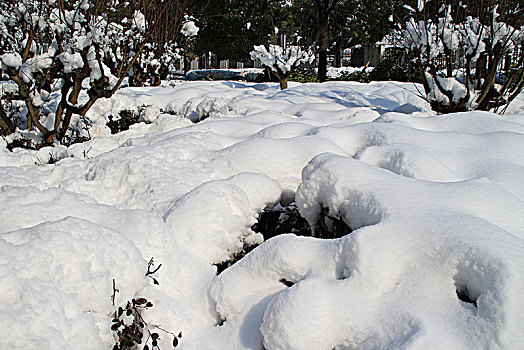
[181,21,199,37]
[133,11,146,33]
[326,66,372,79]
[58,52,84,73]
[19,53,54,83]
[417,0,425,11]
[425,73,469,105]
[0,52,22,69]
[250,45,314,76]
[1,79,524,349]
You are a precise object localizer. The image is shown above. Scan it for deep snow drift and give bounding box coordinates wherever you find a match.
[1,80,523,349]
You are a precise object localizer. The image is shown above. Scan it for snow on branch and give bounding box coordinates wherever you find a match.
[181,21,199,37]
[393,1,524,113]
[250,44,314,81]
[0,0,198,143]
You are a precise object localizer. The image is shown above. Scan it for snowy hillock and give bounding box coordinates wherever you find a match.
[1,80,523,349]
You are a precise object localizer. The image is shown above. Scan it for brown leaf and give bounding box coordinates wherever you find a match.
[136,298,147,305]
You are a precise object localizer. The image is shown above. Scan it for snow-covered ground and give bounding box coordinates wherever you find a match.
[1,80,523,349]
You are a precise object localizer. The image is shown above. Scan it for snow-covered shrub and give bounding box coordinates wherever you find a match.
[129,17,199,86]
[0,0,196,146]
[250,45,314,90]
[392,0,524,113]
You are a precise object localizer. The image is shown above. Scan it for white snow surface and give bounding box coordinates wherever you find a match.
[181,21,199,37]
[1,80,524,349]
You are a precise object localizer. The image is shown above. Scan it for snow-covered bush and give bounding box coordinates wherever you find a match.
[392,0,524,113]
[127,42,181,87]
[0,0,195,146]
[129,18,199,86]
[250,45,314,90]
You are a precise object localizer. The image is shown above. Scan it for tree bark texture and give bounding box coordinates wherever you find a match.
[0,107,15,136]
[279,77,288,90]
[335,41,342,68]
[316,0,338,82]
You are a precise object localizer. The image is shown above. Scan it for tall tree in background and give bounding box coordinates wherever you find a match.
[290,0,398,79]
[315,0,339,81]
[195,0,294,62]
[331,0,399,67]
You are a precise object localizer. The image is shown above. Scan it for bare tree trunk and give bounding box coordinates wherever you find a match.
[315,0,338,82]
[334,41,342,68]
[184,54,191,74]
[279,77,288,90]
[317,19,329,82]
[0,106,15,135]
[418,62,431,95]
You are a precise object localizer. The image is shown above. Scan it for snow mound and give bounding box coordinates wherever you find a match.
[212,154,524,349]
[1,80,524,349]
[0,217,145,348]
[163,173,281,262]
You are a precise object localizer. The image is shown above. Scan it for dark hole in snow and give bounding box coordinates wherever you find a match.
[279,278,295,287]
[252,201,312,239]
[107,110,139,134]
[6,137,36,151]
[252,189,352,239]
[456,284,478,308]
[214,191,352,275]
[215,316,226,327]
[313,206,352,239]
[214,245,258,275]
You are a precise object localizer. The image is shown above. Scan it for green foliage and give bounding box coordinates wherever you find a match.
[200,73,223,81]
[369,48,421,83]
[288,68,319,83]
[287,0,318,47]
[334,70,370,83]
